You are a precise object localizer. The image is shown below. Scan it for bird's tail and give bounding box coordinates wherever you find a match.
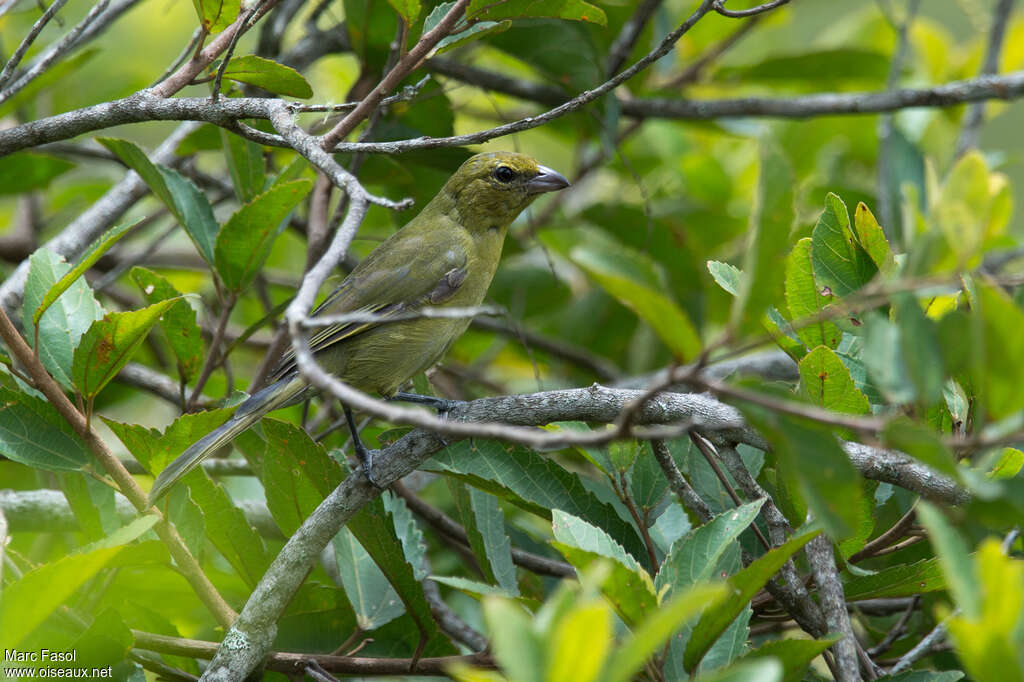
[147,376,306,505]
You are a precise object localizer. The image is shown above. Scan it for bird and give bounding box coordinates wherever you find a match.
[148,151,569,503]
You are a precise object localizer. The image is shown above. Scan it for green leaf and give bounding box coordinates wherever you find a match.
[630,442,668,515]
[707,260,742,296]
[551,510,656,625]
[693,659,784,682]
[387,0,420,24]
[853,202,895,273]
[62,472,118,540]
[863,313,915,404]
[798,346,869,414]
[785,238,840,349]
[450,481,518,594]
[569,240,701,360]
[811,193,877,298]
[989,448,1024,480]
[220,129,266,203]
[843,558,947,601]
[130,267,204,383]
[430,575,518,598]
[32,220,138,328]
[605,583,729,682]
[223,55,314,98]
[333,527,406,629]
[0,387,89,471]
[261,419,342,535]
[23,248,104,389]
[684,526,820,671]
[191,0,239,32]
[483,597,545,682]
[97,138,219,265]
[731,141,794,334]
[917,502,979,619]
[547,599,610,682]
[881,418,960,481]
[467,0,606,25]
[435,20,510,54]
[742,406,862,539]
[893,294,945,404]
[718,48,889,83]
[428,439,648,568]
[737,637,838,682]
[973,283,1024,420]
[0,152,74,195]
[656,500,764,596]
[72,299,179,401]
[214,179,312,291]
[0,544,127,649]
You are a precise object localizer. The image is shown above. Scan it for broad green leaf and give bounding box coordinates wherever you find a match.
[430,575,518,598]
[223,55,314,98]
[630,441,668,515]
[737,637,839,682]
[973,283,1024,420]
[693,659,783,682]
[917,502,979,619]
[434,19,510,54]
[450,481,518,593]
[731,141,794,334]
[570,241,700,360]
[546,600,610,682]
[387,0,420,24]
[0,387,89,471]
[334,527,406,630]
[73,299,179,401]
[843,558,947,601]
[853,202,895,272]
[946,539,1024,682]
[261,419,342,535]
[387,493,428,581]
[0,544,126,649]
[863,313,915,404]
[684,526,820,671]
[707,260,742,296]
[130,267,204,383]
[882,418,960,481]
[893,294,945,404]
[23,248,104,389]
[798,346,869,414]
[220,129,266,203]
[810,193,876,298]
[552,510,656,625]
[428,439,648,568]
[742,405,862,539]
[0,152,73,195]
[990,448,1024,479]
[191,0,239,32]
[32,220,138,328]
[467,0,606,25]
[214,179,312,291]
[62,472,118,540]
[483,597,544,682]
[785,238,840,349]
[656,500,764,596]
[605,583,729,682]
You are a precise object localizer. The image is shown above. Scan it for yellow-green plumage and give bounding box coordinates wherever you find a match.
[148,151,568,503]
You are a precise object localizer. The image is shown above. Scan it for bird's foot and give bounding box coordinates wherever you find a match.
[388,391,463,416]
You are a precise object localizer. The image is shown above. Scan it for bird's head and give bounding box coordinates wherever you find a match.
[441,151,569,230]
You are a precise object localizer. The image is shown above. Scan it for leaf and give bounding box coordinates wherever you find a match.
[843,558,947,601]
[130,267,204,383]
[798,346,869,414]
[707,260,742,296]
[428,439,648,568]
[784,238,840,349]
[0,152,74,195]
[737,637,839,682]
[467,0,606,25]
[23,248,104,389]
[881,418,960,481]
[97,138,219,265]
[893,294,945,404]
[62,472,118,541]
[223,55,314,98]
[261,419,342,535]
[214,179,312,291]
[33,220,138,328]
[220,129,266,203]
[483,597,544,682]
[569,241,701,360]
[0,387,89,471]
[450,481,518,594]
[718,48,889,83]
[917,502,979,618]
[684,526,820,671]
[191,0,239,32]
[387,0,420,24]
[434,20,510,54]
[693,659,784,682]
[853,202,895,272]
[547,600,610,682]
[731,141,794,334]
[333,527,406,630]
[551,510,656,625]
[73,299,179,401]
[810,193,876,298]
[604,583,729,682]
[973,283,1024,420]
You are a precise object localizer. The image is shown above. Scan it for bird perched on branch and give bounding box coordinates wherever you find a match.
[148,151,569,503]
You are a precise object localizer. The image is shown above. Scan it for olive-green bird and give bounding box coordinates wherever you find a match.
[148,152,568,503]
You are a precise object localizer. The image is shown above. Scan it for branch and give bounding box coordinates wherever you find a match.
[806,533,860,682]
[713,0,791,18]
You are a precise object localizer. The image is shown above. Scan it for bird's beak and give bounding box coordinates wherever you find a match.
[527,165,570,194]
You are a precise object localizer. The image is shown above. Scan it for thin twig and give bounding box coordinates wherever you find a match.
[0,0,71,88]
[713,0,791,18]
[955,0,1015,157]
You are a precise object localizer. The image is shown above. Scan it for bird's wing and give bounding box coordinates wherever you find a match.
[271,226,468,380]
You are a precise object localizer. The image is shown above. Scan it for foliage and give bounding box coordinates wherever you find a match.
[2,1,1024,681]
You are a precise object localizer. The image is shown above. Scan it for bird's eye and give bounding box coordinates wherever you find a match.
[494,166,516,183]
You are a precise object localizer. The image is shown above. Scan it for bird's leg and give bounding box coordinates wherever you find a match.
[344,405,383,489]
[387,391,462,415]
